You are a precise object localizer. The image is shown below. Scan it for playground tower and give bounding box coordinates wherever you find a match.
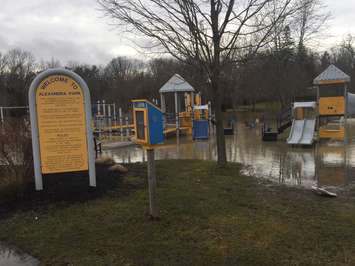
[313,65,350,141]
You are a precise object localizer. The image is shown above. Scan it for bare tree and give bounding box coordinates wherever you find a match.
[39,57,62,71]
[98,0,301,165]
[0,52,7,74]
[6,49,35,77]
[291,0,330,51]
[2,49,36,106]
[332,35,355,91]
[105,56,143,81]
[0,52,8,105]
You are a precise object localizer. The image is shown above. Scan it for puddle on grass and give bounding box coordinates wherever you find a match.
[102,112,355,191]
[0,242,39,266]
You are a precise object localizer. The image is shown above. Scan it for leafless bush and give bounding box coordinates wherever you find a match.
[0,117,33,188]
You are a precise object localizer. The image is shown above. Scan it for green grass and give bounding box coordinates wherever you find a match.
[1,160,355,265]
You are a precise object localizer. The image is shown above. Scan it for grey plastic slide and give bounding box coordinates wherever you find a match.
[287,120,305,144]
[287,119,315,145]
[299,119,316,145]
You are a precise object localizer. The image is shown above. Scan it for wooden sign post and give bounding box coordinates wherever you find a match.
[132,99,164,218]
[146,148,159,218]
[29,68,96,190]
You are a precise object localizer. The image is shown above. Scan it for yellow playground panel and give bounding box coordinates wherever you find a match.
[168,92,209,136]
[318,96,345,116]
[319,126,345,140]
[179,111,192,127]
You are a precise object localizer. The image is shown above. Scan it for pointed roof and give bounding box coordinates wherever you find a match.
[313,64,350,85]
[159,74,195,93]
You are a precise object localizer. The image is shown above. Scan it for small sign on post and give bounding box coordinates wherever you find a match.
[29,68,96,191]
[132,99,164,218]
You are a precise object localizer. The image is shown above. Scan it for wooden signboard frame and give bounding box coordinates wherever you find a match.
[29,68,96,190]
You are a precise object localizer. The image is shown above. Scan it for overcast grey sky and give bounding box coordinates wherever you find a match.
[0,0,353,66]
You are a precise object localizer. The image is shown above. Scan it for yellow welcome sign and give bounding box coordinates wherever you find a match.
[29,69,96,190]
[36,75,88,174]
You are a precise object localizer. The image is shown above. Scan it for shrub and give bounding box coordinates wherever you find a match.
[0,117,33,189]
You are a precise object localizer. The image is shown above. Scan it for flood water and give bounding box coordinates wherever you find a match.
[103,112,355,191]
[0,243,39,266]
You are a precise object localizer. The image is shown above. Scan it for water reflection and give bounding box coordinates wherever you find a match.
[103,114,355,190]
[0,243,39,266]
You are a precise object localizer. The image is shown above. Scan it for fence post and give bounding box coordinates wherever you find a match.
[160,93,166,129]
[113,103,117,127]
[119,108,123,141]
[125,116,129,138]
[102,100,106,130]
[97,100,101,115]
[147,148,159,218]
[175,92,179,138]
[108,103,112,139]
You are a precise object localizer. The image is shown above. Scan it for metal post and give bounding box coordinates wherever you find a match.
[147,148,159,218]
[125,116,129,138]
[113,103,117,127]
[102,100,106,117]
[191,92,195,134]
[96,101,101,139]
[191,92,195,108]
[97,100,101,115]
[160,93,166,129]
[102,100,106,131]
[119,107,123,141]
[108,104,112,139]
[175,92,179,137]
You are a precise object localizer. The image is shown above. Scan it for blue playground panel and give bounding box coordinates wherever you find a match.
[133,100,164,145]
[193,120,209,140]
[147,103,164,145]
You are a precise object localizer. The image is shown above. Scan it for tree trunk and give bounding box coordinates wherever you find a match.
[210,0,226,166]
[212,79,227,166]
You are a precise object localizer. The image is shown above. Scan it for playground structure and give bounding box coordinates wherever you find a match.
[287,102,317,145]
[159,74,212,138]
[90,74,213,142]
[92,100,135,141]
[263,64,355,145]
[314,64,350,141]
